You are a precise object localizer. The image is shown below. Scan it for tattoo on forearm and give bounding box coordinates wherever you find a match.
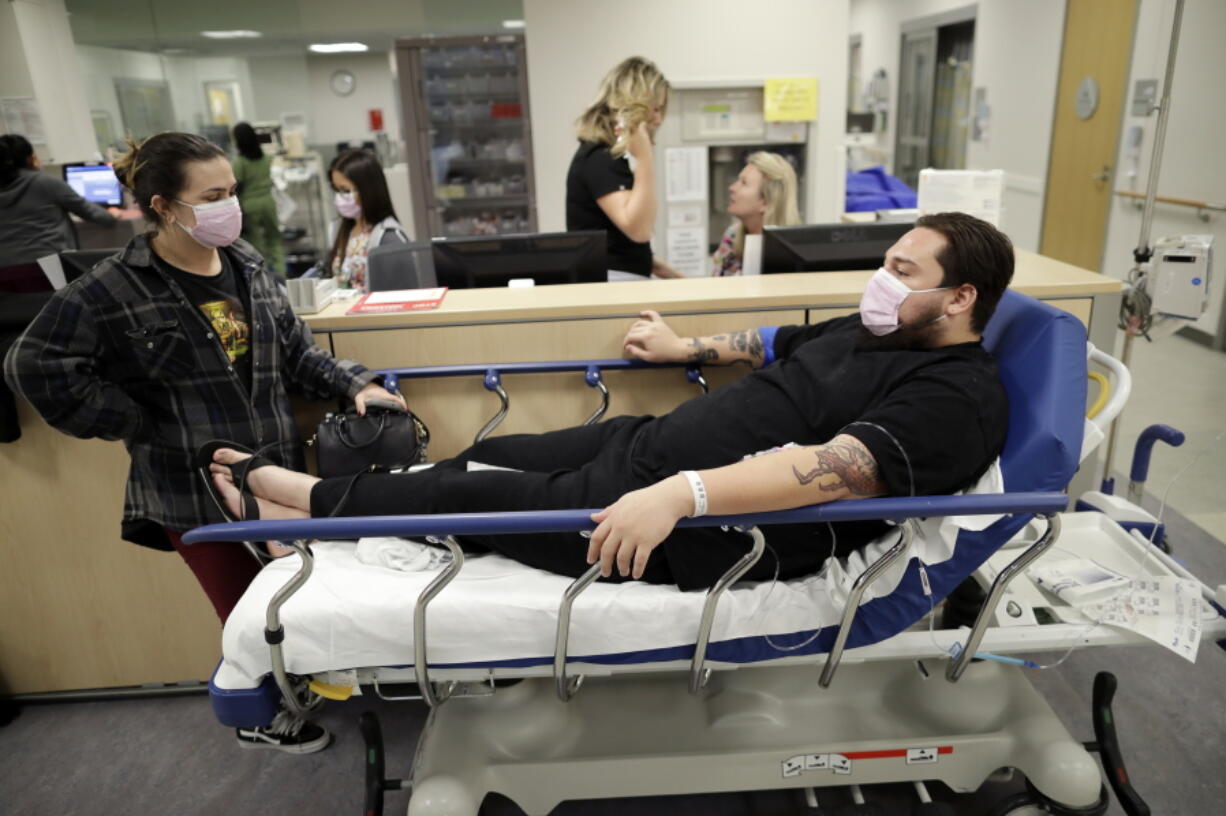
[689,330,766,366]
[686,338,720,363]
[791,439,885,497]
[728,329,765,365]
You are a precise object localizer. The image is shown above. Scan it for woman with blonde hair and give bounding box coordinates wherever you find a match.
[712,151,801,276]
[566,56,682,280]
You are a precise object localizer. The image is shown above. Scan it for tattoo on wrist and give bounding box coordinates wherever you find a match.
[686,338,720,363]
[791,438,885,497]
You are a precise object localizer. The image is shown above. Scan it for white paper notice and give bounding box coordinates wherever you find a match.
[918,169,1004,226]
[1,97,46,144]
[1081,577,1203,663]
[667,227,707,277]
[665,146,708,202]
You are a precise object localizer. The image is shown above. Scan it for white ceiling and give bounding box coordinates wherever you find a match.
[64,0,524,56]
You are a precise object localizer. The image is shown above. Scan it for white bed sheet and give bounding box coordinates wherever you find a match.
[216,465,1004,691]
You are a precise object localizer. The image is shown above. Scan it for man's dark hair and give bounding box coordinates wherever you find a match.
[915,212,1014,334]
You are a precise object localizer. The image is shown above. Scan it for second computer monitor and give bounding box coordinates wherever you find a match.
[431,231,607,289]
[762,222,913,273]
[62,164,122,206]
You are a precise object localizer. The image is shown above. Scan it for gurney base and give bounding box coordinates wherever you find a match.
[406,660,1102,815]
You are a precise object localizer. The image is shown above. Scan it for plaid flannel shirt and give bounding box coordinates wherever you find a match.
[2,234,376,548]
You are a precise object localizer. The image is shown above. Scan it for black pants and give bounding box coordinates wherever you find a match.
[309,416,765,590]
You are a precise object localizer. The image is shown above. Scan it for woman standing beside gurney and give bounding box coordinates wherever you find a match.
[206,213,1015,588]
[2,131,404,754]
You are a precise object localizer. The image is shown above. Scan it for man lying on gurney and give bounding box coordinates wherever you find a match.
[205,212,1014,588]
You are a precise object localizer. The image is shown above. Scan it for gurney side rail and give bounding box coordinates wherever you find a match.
[378,359,708,443]
[186,492,1068,708]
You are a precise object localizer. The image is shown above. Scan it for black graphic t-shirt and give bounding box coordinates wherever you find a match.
[161,252,253,391]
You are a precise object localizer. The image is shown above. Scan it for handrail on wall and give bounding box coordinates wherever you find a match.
[1114,189,1224,222]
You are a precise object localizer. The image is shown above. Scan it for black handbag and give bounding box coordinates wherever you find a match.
[312,398,429,479]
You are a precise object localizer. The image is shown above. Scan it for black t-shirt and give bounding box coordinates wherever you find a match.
[160,251,253,391]
[631,314,1009,578]
[566,140,652,277]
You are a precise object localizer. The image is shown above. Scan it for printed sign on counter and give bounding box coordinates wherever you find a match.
[347,287,448,314]
[764,77,819,122]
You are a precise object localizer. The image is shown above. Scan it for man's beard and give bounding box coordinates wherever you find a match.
[855,302,945,351]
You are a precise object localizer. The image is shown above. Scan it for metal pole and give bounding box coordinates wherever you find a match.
[1133,0,1185,263]
[1105,0,1185,485]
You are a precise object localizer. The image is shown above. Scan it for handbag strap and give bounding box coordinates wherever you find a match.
[335,412,389,450]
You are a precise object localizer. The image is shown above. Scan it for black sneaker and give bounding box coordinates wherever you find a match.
[235,710,332,754]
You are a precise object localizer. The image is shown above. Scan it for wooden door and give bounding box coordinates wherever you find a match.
[1040,0,1138,271]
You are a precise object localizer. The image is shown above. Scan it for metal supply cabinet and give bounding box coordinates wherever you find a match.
[395,34,537,239]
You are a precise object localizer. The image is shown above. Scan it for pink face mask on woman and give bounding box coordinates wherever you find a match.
[334,191,362,220]
[858,267,952,336]
[176,197,243,248]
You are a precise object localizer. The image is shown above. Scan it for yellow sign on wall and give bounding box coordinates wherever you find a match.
[764,77,819,122]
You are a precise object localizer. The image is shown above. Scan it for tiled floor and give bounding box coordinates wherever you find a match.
[1105,331,1226,543]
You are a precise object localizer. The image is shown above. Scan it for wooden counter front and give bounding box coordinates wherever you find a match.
[302,249,1118,333]
[0,249,1120,694]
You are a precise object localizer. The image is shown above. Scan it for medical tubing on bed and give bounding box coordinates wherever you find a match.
[819,522,914,688]
[689,526,766,694]
[841,420,916,497]
[760,524,838,653]
[946,514,1062,683]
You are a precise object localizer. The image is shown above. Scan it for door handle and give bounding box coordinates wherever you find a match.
[1091,165,1111,183]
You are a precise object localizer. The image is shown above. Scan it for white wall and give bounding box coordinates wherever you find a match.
[1101,0,1226,341]
[305,52,402,146]
[248,55,315,128]
[848,0,1066,251]
[4,0,96,163]
[77,46,258,139]
[523,0,850,233]
[77,45,170,140]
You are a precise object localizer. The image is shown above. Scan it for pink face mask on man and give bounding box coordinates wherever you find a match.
[858,267,952,336]
[334,191,362,220]
[176,197,243,248]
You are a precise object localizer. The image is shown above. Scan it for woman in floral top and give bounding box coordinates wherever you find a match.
[711,151,801,276]
[328,149,409,290]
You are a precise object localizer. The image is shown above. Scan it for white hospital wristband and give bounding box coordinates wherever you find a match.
[680,470,708,517]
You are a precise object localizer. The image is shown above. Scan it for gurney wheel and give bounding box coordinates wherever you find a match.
[361,711,405,816]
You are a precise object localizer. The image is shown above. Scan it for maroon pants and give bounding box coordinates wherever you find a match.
[167,529,263,623]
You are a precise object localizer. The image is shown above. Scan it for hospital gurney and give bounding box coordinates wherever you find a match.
[188,291,1226,815]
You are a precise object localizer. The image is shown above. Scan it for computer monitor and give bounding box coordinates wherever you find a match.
[761,222,913,273]
[60,249,118,283]
[430,231,607,289]
[367,242,438,291]
[62,164,122,206]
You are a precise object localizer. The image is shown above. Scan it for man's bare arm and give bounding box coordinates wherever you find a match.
[586,434,887,578]
[623,309,767,366]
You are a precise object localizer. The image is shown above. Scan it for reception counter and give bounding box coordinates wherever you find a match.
[0,249,1120,694]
